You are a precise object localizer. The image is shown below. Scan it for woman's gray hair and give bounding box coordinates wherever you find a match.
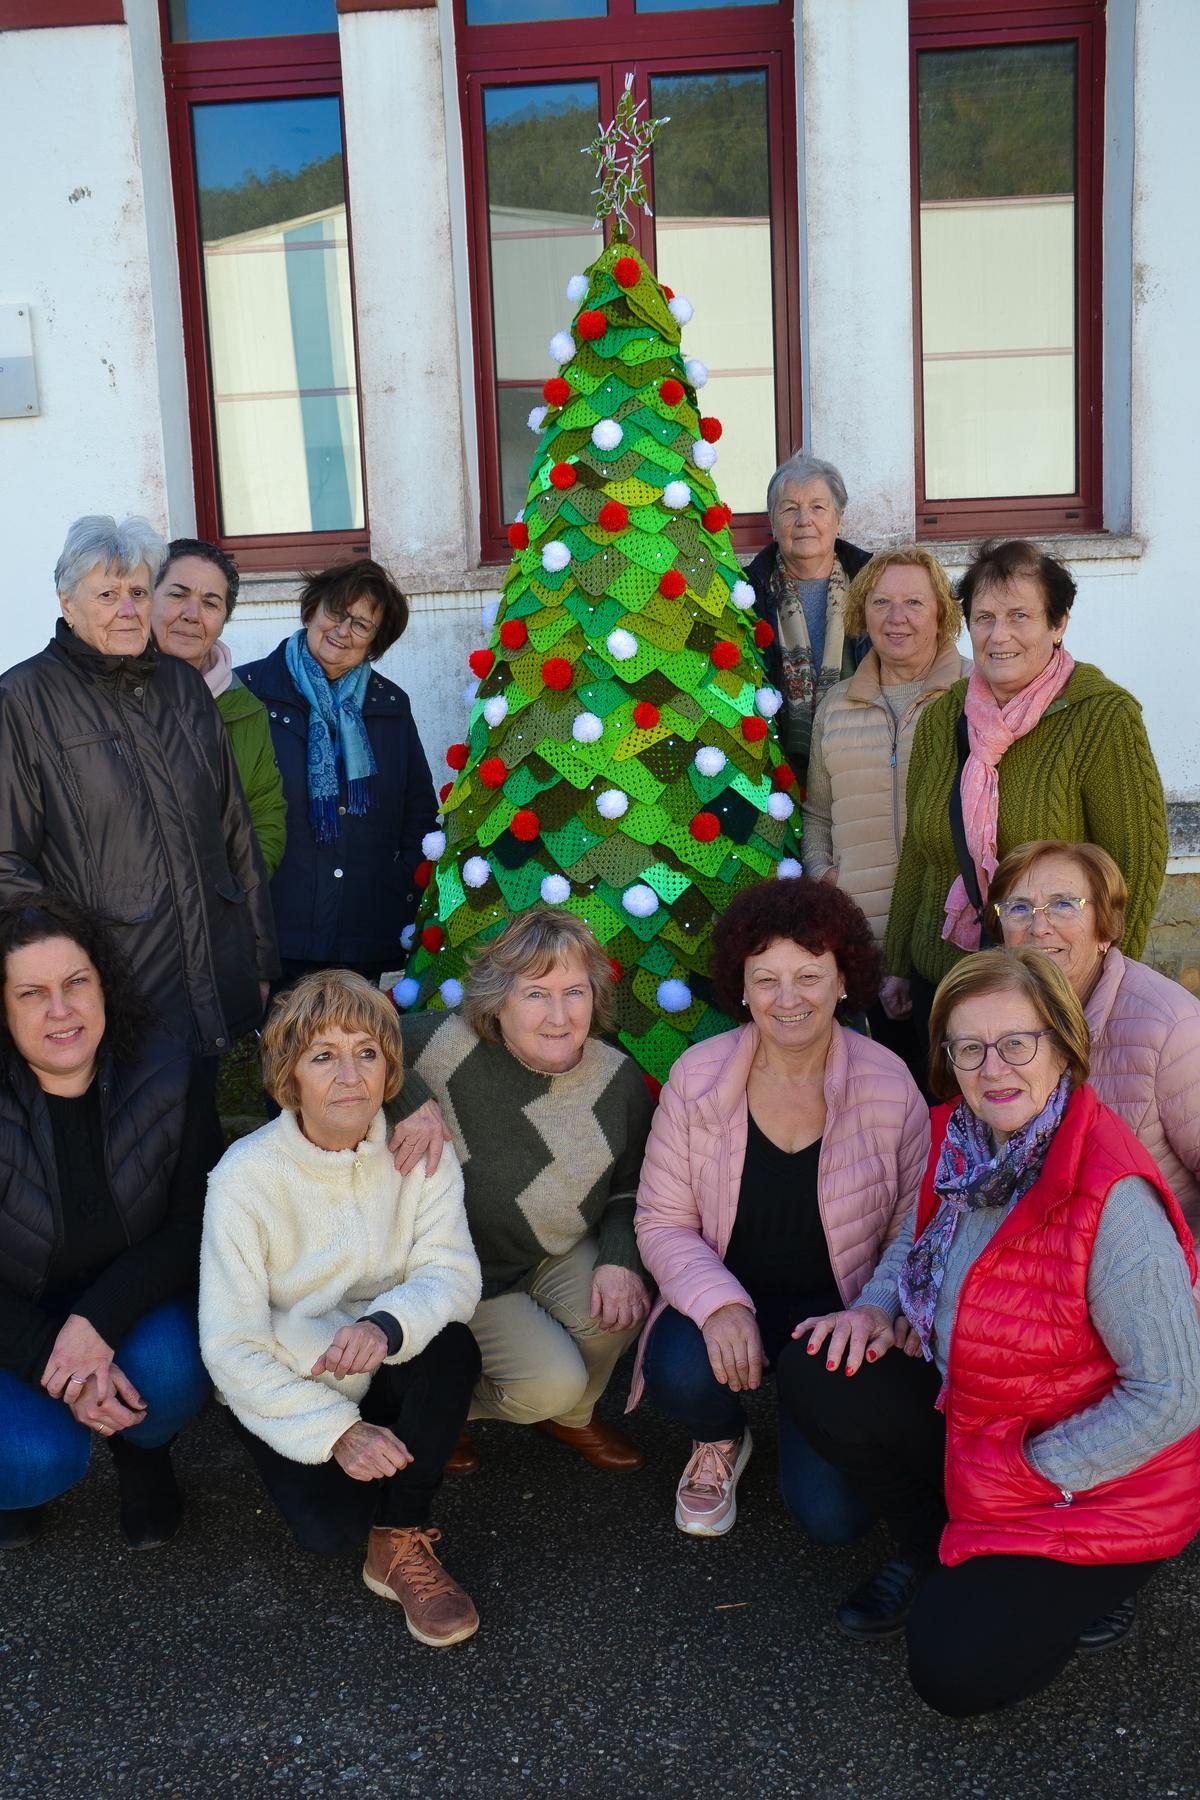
[54,515,167,599]
[463,909,615,1044]
[766,453,848,524]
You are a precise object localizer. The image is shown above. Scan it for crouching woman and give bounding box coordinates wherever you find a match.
[199,971,483,1647]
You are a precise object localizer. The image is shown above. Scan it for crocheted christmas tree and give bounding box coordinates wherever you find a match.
[396,239,802,1085]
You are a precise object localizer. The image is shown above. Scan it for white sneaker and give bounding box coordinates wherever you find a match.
[673,1431,753,1536]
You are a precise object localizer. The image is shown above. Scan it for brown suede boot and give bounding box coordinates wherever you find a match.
[362,1526,479,1647]
[444,1428,480,1475]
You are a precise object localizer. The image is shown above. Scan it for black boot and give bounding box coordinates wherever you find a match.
[0,1505,44,1549]
[1076,1594,1138,1654]
[836,1557,927,1640]
[109,1437,183,1550]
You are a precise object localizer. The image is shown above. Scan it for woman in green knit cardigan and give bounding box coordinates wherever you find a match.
[883,540,1167,1048]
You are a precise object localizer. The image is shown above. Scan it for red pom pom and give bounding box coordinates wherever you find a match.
[414,859,433,889]
[633,701,660,730]
[499,619,528,650]
[722,503,734,527]
[542,376,570,406]
[549,462,576,490]
[662,286,675,301]
[699,416,723,443]
[690,811,721,843]
[445,742,469,770]
[613,256,640,289]
[659,378,684,408]
[711,640,740,670]
[507,522,529,550]
[702,505,726,534]
[742,716,768,743]
[510,809,540,842]
[421,925,444,953]
[468,647,495,678]
[577,310,606,341]
[438,781,453,802]
[541,657,574,691]
[772,762,796,789]
[608,958,624,983]
[478,756,507,789]
[753,620,775,649]
[597,500,628,532]
[659,569,687,599]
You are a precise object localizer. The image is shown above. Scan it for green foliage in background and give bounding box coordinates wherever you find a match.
[919,44,1076,201]
[198,152,345,242]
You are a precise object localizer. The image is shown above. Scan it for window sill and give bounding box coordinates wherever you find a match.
[916,532,1144,568]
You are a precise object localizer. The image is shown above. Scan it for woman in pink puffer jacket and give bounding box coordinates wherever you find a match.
[629,878,928,1541]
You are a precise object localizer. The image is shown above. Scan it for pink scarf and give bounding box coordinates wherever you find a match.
[202,637,234,699]
[942,647,1075,950]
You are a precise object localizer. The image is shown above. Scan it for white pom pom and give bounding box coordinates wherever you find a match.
[596,788,630,820]
[541,540,571,573]
[566,274,588,304]
[439,978,464,1008]
[622,883,658,918]
[480,599,500,631]
[399,923,416,951]
[606,628,637,661]
[591,418,623,452]
[528,405,547,433]
[690,440,718,471]
[755,686,783,719]
[695,746,727,777]
[731,579,756,610]
[777,858,804,880]
[572,712,603,744]
[685,358,709,388]
[549,331,575,364]
[462,855,491,889]
[540,874,571,904]
[662,480,692,511]
[421,830,446,860]
[391,976,420,1009]
[668,296,694,326]
[767,792,795,820]
[656,977,693,1013]
[482,695,509,729]
[463,681,479,706]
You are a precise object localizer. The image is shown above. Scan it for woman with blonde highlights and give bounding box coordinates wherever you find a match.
[390,910,654,1476]
[200,970,483,1649]
[778,948,1200,1715]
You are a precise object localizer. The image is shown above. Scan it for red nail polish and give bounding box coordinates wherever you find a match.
[867,1350,876,1362]
[826,1361,835,1371]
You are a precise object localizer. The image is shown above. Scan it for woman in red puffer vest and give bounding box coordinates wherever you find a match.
[776,947,1200,1717]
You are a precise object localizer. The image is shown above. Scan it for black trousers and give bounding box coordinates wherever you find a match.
[776,1339,1161,1717]
[232,1323,480,1554]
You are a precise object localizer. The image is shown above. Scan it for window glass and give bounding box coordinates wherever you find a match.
[483,81,602,523]
[192,96,365,536]
[638,0,772,12]
[650,71,775,515]
[168,0,337,39]
[917,42,1077,500]
[467,0,605,23]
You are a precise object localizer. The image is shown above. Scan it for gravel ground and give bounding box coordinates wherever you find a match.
[4,1371,1199,1800]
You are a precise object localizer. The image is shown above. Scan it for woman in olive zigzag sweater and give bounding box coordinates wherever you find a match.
[883,540,1167,1060]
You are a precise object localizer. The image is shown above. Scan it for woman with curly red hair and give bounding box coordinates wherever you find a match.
[626,877,929,1540]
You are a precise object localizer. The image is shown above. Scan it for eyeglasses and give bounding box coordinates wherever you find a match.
[334,613,377,643]
[943,1029,1057,1072]
[994,895,1088,927]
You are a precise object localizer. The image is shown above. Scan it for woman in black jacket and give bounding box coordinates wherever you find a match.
[238,559,437,986]
[0,897,222,1551]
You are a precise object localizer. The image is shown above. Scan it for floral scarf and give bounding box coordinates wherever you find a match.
[769,553,850,774]
[897,1074,1071,1360]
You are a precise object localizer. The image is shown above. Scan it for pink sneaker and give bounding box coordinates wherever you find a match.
[674,1431,753,1536]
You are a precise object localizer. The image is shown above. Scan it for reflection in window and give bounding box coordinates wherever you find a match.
[168,0,336,40]
[467,0,604,23]
[650,72,775,515]
[638,0,771,12]
[483,81,601,523]
[917,43,1077,500]
[192,96,365,538]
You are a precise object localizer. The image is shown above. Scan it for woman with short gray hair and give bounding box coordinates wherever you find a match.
[743,452,871,793]
[0,515,277,1064]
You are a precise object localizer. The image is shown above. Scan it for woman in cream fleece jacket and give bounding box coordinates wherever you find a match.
[200,970,483,1648]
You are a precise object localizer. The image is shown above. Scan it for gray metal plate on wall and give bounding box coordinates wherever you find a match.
[0,306,39,418]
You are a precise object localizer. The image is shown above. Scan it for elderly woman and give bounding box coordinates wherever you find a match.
[390,911,654,1475]
[742,452,870,792]
[628,878,928,1539]
[238,559,437,986]
[803,547,970,1071]
[990,840,1200,1235]
[199,971,482,1648]
[779,949,1200,1716]
[0,896,220,1551]
[884,539,1168,1056]
[151,539,286,876]
[0,517,277,1060]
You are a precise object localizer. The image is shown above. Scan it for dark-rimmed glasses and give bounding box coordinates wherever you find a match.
[943,1028,1057,1071]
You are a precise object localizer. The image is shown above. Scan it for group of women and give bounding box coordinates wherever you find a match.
[0,494,1197,1715]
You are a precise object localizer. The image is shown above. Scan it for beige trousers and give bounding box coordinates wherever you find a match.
[466,1235,639,1430]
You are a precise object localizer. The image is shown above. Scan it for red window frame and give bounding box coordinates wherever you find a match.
[909,0,1105,539]
[161,13,371,572]
[457,0,799,565]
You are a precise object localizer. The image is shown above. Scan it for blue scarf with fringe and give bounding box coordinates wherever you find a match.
[285,629,377,844]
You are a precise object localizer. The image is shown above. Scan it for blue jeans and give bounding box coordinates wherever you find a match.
[0,1298,210,1511]
[641,1305,873,1545]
